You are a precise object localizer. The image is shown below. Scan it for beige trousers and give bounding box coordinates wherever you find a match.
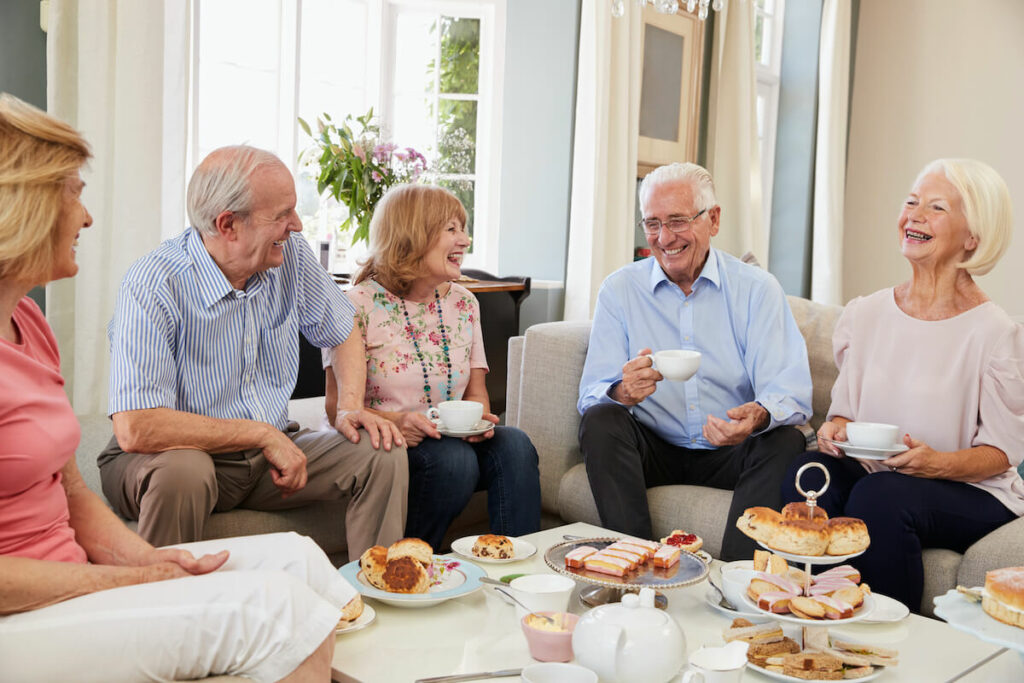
[98,428,408,558]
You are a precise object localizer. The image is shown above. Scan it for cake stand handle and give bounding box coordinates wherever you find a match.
[794,461,830,505]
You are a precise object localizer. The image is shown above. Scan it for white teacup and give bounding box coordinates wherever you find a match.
[427,400,483,432]
[846,422,900,449]
[650,349,701,382]
[719,561,756,611]
[682,642,749,683]
[507,574,576,620]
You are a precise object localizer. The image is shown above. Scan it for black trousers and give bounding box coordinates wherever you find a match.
[578,402,805,561]
[781,452,1016,613]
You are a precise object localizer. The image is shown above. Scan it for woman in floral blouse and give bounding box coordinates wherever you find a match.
[324,184,540,549]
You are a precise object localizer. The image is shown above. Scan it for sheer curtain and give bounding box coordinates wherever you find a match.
[563,0,643,321]
[811,0,852,305]
[705,0,765,264]
[46,0,190,415]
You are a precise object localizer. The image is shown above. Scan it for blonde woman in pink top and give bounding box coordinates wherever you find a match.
[0,95,357,681]
[782,159,1024,613]
[324,184,540,550]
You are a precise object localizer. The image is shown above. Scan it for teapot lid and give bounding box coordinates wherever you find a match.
[593,589,673,629]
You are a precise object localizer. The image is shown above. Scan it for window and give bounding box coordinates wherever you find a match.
[189,0,505,271]
[753,0,785,238]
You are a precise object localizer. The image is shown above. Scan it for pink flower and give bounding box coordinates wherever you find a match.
[371,171,383,182]
[352,144,366,163]
[373,143,397,163]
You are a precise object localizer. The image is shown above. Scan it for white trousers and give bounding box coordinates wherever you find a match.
[0,533,354,683]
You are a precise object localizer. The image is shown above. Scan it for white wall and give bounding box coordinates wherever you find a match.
[844,0,1024,318]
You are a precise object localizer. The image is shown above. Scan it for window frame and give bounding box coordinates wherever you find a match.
[754,0,785,240]
[188,0,506,272]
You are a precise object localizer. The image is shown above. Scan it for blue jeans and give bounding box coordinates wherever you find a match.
[405,425,541,549]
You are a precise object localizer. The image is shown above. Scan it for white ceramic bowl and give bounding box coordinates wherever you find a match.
[845,422,899,449]
[720,561,756,610]
[508,574,576,619]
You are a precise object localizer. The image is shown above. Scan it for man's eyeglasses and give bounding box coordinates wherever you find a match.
[638,209,707,234]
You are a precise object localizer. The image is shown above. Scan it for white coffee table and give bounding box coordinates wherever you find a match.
[331,522,1008,682]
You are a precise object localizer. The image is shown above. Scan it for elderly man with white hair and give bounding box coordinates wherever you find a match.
[577,162,813,561]
[99,145,408,558]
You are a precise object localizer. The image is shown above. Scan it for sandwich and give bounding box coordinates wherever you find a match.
[830,640,899,667]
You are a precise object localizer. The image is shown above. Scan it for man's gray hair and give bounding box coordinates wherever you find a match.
[186,145,283,237]
[638,162,718,214]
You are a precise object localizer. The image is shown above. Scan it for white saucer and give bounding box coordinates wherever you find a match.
[450,535,538,564]
[437,419,495,438]
[821,437,909,460]
[335,603,376,634]
[702,587,771,621]
[859,592,910,623]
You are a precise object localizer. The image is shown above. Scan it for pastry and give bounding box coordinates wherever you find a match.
[736,507,783,544]
[359,545,389,590]
[564,545,598,569]
[754,549,790,574]
[659,530,704,554]
[583,552,631,577]
[982,566,1024,629]
[815,565,861,585]
[621,537,661,554]
[472,534,514,559]
[652,544,680,568]
[757,591,798,614]
[336,593,363,627]
[381,555,430,594]
[610,541,654,562]
[782,501,829,522]
[825,517,870,555]
[387,537,433,565]
[767,519,830,556]
[600,548,641,569]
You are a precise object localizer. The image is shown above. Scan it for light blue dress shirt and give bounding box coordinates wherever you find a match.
[107,228,354,430]
[577,248,812,448]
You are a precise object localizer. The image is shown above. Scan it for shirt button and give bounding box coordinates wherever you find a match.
[689,404,696,411]
[684,335,690,341]
[684,302,690,307]
[690,438,697,444]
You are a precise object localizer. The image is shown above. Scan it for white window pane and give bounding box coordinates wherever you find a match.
[196,0,282,159]
[760,17,773,67]
[392,93,436,159]
[299,0,368,128]
[756,93,766,141]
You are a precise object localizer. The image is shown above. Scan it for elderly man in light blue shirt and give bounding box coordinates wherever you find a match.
[100,146,408,557]
[578,162,812,560]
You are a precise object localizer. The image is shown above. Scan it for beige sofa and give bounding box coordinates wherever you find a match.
[504,295,1024,616]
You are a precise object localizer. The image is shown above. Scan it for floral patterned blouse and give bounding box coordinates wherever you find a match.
[347,279,487,412]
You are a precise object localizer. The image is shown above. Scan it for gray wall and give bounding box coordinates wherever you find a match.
[496,0,580,283]
[2,0,48,311]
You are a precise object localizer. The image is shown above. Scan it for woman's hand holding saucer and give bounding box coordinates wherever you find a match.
[463,413,499,443]
[817,419,849,456]
[882,434,941,478]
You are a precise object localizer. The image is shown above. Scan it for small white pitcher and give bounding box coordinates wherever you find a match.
[681,641,749,683]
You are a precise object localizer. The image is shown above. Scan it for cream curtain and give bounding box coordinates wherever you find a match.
[46,0,190,415]
[811,0,851,305]
[705,0,764,264]
[563,0,643,321]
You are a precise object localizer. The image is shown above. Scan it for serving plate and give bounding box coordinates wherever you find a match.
[335,603,376,634]
[933,588,1024,653]
[543,537,708,591]
[739,592,875,626]
[702,587,771,621]
[747,659,882,682]
[450,535,537,564]
[755,541,865,565]
[339,555,485,608]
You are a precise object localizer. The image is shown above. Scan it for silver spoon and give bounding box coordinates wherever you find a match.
[491,585,556,624]
[708,574,737,611]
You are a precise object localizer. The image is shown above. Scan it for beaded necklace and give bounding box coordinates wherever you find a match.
[399,288,453,406]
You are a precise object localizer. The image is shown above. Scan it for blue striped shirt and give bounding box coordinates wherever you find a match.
[107,228,354,430]
[578,248,812,448]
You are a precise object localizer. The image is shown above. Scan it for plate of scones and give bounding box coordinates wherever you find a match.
[736,502,870,564]
[340,537,486,608]
[450,534,538,563]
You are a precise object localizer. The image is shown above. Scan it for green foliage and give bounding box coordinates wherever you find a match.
[299,108,427,246]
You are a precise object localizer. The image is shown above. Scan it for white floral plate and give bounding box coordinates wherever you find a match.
[338,555,485,608]
[450,535,538,564]
[335,603,376,634]
[437,419,495,438]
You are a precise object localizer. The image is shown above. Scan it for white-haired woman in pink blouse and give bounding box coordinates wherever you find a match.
[783,159,1024,613]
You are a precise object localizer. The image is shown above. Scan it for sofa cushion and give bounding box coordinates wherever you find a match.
[785,296,842,431]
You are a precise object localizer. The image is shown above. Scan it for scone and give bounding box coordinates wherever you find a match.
[767,519,830,556]
[387,537,433,565]
[825,517,870,555]
[781,501,829,522]
[472,534,514,559]
[359,545,389,590]
[381,556,430,594]
[736,507,783,544]
[660,529,704,553]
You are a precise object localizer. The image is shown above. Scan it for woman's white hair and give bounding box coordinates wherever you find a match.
[638,162,717,214]
[916,158,1013,276]
[186,145,283,237]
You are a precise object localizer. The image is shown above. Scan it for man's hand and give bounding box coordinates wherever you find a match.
[817,419,849,456]
[464,413,499,443]
[335,409,404,451]
[703,402,769,447]
[261,428,309,498]
[392,411,441,448]
[611,348,662,406]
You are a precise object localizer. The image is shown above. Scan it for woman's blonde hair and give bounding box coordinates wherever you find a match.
[0,93,91,283]
[916,158,1013,276]
[354,184,468,296]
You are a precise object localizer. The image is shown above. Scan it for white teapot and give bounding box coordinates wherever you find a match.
[571,588,686,683]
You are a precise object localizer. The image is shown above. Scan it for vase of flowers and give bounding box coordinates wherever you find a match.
[299,108,428,246]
